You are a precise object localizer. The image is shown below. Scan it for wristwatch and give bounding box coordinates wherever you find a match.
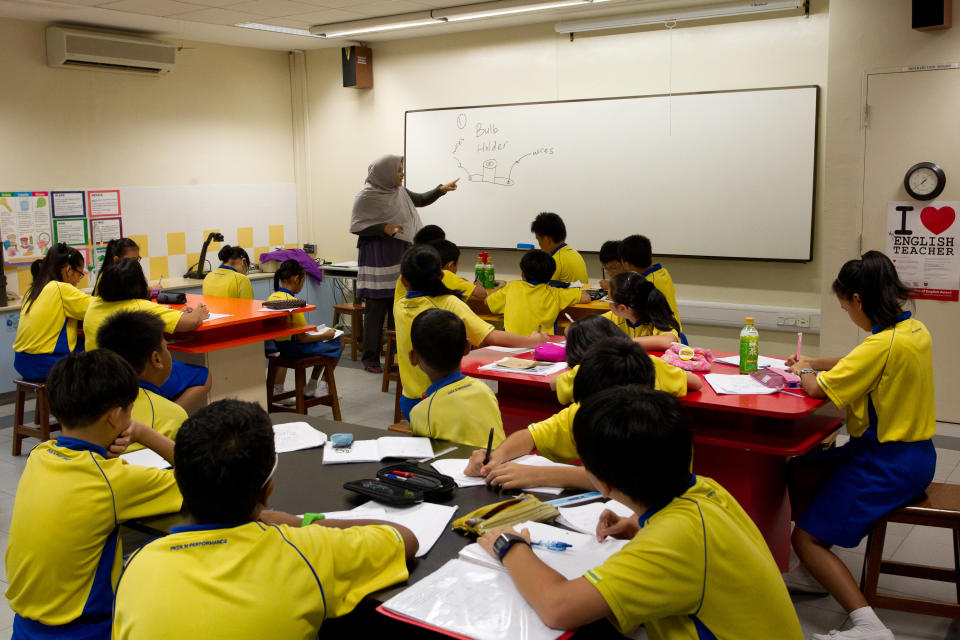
[493,533,530,562]
[800,368,816,375]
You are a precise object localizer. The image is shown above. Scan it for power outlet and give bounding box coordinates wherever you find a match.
[796,316,810,328]
[777,315,797,327]
[303,243,317,255]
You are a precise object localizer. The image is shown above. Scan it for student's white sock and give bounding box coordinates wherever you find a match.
[812,607,893,640]
[848,607,886,631]
[273,383,285,394]
[305,379,318,395]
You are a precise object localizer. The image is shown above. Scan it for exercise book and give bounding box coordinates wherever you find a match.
[319,501,458,558]
[322,437,434,464]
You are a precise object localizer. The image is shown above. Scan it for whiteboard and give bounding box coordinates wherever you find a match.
[405,86,817,261]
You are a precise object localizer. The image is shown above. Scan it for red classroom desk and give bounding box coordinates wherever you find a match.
[462,346,843,571]
[162,294,316,408]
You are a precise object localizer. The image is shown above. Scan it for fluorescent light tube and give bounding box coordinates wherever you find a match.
[555,0,805,33]
[310,11,444,38]
[235,23,323,37]
[436,0,607,22]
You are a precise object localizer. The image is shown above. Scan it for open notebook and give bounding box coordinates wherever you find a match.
[318,501,457,558]
[321,437,434,464]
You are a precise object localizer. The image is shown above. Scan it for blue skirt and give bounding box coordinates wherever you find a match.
[793,433,936,548]
[275,337,342,359]
[14,352,68,382]
[141,361,209,400]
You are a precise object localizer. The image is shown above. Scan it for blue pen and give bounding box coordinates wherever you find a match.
[531,540,573,552]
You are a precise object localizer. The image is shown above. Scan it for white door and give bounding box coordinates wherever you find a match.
[861,68,960,423]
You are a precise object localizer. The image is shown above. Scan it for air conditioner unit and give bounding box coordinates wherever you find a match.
[46,26,175,74]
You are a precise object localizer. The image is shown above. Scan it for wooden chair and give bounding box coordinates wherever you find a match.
[266,355,342,420]
[860,482,960,618]
[381,329,401,393]
[12,379,61,456]
[332,302,365,362]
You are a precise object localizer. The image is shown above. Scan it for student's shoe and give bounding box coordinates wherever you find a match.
[307,381,329,398]
[782,563,828,595]
[364,363,383,374]
[812,627,895,640]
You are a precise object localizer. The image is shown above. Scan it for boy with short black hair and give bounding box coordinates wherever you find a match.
[598,239,624,290]
[478,386,803,639]
[408,308,505,448]
[530,212,588,284]
[619,234,680,325]
[5,350,181,639]
[485,249,589,336]
[465,337,654,490]
[113,399,418,639]
[98,310,187,452]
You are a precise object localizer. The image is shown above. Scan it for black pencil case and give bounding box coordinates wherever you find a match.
[156,291,187,304]
[378,463,457,502]
[343,478,423,507]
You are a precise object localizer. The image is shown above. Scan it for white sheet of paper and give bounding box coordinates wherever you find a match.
[478,358,568,377]
[322,437,434,464]
[325,260,358,268]
[704,373,779,395]
[557,500,635,536]
[120,448,171,469]
[256,307,297,313]
[273,422,327,454]
[320,502,458,558]
[713,354,788,369]
[203,312,232,322]
[480,346,533,354]
[430,455,572,495]
[306,324,344,341]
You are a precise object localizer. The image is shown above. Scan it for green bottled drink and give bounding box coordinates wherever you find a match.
[475,254,484,285]
[484,259,495,289]
[739,316,759,374]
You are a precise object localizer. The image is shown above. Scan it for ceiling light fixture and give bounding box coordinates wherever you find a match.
[235,23,323,37]
[435,0,609,22]
[309,11,445,38]
[555,0,806,34]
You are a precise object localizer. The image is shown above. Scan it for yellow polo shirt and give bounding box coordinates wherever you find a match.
[642,264,681,330]
[125,387,188,453]
[550,244,589,284]
[409,373,505,448]
[527,404,580,463]
[395,270,475,302]
[817,313,935,442]
[5,437,181,630]
[395,293,494,401]
[585,475,802,639]
[202,266,253,299]
[602,311,676,341]
[84,298,183,351]
[554,359,687,405]
[13,281,90,354]
[267,289,306,342]
[485,281,582,336]
[113,521,408,639]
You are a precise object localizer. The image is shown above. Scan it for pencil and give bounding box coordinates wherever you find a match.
[483,427,494,465]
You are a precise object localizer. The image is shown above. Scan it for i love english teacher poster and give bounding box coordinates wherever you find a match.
[887,201,959,301]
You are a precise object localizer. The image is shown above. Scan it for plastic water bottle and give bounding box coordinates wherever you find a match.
[475,254,484,284]
[739,317,759,374]
[484,258,495,289]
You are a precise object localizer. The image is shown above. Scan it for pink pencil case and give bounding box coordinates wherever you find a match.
[750,368,801,389]
[534,342,566,362]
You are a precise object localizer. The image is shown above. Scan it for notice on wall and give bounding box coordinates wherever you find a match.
[90,217,123,245]
[88,190,121,218]
[51,191,86,218]
[54,218,89,246]
[886,201,959,301]
[0,191,52,265]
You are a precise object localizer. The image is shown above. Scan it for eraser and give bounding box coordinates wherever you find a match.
[331,433,353,448]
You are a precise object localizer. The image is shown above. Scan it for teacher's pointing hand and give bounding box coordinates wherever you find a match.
[439,178,460,192]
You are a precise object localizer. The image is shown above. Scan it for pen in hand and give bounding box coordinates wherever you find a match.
[483,427,494,465]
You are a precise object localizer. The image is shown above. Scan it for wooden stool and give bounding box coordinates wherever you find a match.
[381,329,401,393]
[332,303,365,362]
[860,482,960,618]
[12,379,61,456]
[266,355,342,420]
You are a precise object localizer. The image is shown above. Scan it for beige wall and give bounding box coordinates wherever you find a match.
[304,2,829,353]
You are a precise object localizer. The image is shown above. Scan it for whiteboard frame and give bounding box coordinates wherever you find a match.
[404,84,819,263]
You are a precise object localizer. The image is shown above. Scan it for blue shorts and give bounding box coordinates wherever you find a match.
[275,337,342,359]
[14,612,110,639]
[14,352,68,382]
[264,339,279,356]
[399,394,422,421]
[792,434,936,548]
[142,360,209,400]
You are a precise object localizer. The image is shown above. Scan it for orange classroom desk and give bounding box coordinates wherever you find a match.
[461,346,843,572]
[162,294,316,407]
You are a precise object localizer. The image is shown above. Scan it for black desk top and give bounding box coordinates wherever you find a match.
[126,416,568,603]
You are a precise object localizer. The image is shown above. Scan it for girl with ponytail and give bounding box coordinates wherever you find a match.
[93,237,139,294]
[202,245,253,299]
[604,271,683,350]
[784,250,935,640]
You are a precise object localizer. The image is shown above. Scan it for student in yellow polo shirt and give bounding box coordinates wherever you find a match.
[476,387,802,640]
[784,251,936,640]
[408,308,504,448]
[464,337,655,491]
[395,238,488,302]
[604,271,683,350]
[551,315,701,405]
[485,250,590,335]
[92,237,140,295]
[98,311,187,452]
[531,212,588,284]
[597,239,624,291]
[112,399,417,640]
[395,245,548,420]
[619,234,681,328]
[202,245,254,299]
[13,243,91,381]
[5,350,181,640]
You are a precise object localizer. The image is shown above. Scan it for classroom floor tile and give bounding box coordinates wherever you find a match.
[0,374,956,637]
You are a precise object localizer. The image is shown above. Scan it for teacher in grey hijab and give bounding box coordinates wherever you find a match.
[350,154,459,374]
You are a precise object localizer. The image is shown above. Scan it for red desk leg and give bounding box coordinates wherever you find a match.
[693,443,792,572]
[495,382,560,436]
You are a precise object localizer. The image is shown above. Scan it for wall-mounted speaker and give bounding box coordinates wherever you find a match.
[342,46,373,89]
[913,0,952,31]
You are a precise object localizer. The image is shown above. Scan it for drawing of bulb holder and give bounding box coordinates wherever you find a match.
[470,158,514,186]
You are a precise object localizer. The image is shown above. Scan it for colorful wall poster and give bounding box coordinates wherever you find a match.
[51,191,86,218]
[886,201,959,301]
[90,217,123,245]
[88,190,121,218]
[93,245,108,272]
[0,191,52,265]
[53,218,89,246]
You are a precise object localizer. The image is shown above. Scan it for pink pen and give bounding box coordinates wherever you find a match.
[796,331,803,360]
